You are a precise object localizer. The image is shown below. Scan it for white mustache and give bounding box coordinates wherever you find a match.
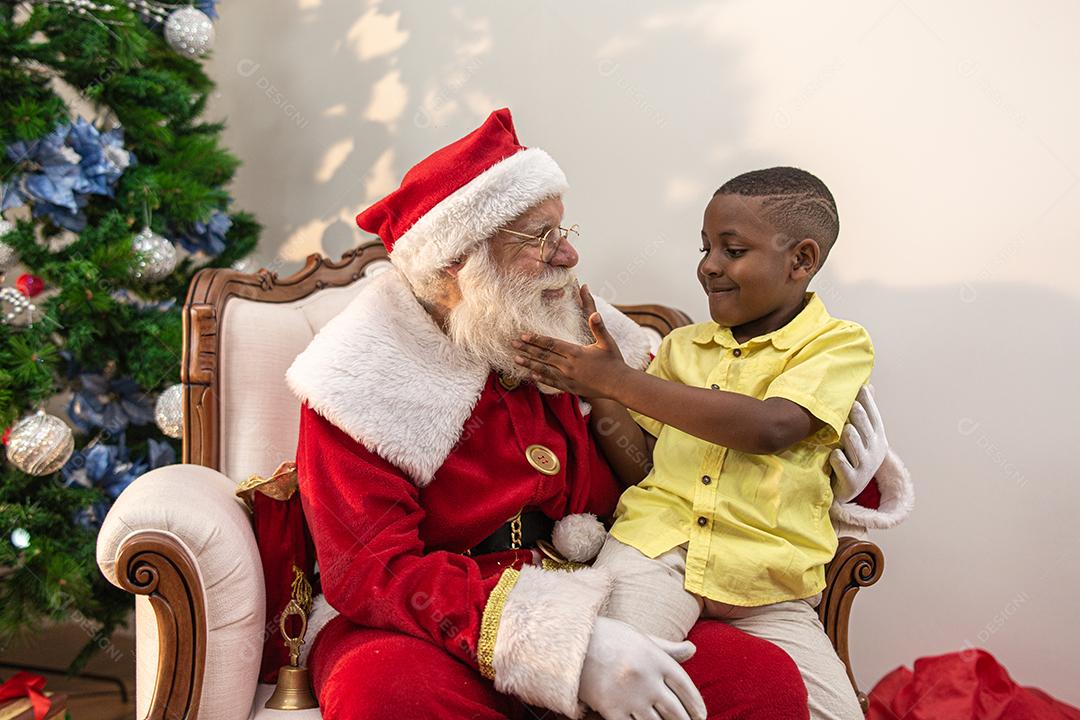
[536,272,577,292]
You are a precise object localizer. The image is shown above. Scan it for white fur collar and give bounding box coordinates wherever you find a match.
[285,268,653,487]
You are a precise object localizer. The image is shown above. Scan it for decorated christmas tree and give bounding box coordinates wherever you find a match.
[0,0,259,669]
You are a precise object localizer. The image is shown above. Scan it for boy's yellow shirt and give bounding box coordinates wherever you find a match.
[611,292,874,606]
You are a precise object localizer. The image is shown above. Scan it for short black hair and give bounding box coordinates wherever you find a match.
[714,166,839,265]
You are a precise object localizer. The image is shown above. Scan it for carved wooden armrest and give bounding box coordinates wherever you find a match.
[819,536,885,714]
[117,530,207,719]
[97,464,265,720]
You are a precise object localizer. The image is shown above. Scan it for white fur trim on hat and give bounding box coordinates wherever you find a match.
[830,448,914,529]
[390,147,568,290]
[552,513,607,563]
[492,565,613,718]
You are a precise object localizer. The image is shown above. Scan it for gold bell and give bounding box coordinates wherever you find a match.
[265,566,319,710]
[265,664,318,710]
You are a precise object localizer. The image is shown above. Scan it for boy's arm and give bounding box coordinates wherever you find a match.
[514,289,872,456]
[588,398,656,485]
[608,372,822,455]
[514,302,820,454]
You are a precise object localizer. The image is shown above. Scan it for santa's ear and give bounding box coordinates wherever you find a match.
[444,258,466,278]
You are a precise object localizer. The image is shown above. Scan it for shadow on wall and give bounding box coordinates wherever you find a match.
[210,1,755,276]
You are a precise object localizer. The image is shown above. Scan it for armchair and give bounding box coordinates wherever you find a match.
[96,242,884,719]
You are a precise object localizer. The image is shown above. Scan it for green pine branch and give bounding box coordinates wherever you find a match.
[1,1,261,667]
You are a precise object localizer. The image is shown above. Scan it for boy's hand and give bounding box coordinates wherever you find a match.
[512,285,628,398]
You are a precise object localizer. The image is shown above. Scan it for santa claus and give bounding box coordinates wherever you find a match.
[284,108,912,719]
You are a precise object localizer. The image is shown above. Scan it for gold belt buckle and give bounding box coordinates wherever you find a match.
[536,538,569,564]
[509,509,523,550]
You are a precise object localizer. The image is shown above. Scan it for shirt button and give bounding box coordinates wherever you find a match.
[710,383,720,390]
[733,348,742,357]
[701,475,712,485]
[697,516,708,527]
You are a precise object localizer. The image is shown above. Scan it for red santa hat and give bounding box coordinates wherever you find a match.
[356,108,568,289]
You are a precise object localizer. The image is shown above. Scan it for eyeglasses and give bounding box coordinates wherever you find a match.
[498,224,580,263]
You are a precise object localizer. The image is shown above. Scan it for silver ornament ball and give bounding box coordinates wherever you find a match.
[5,410,75,476]
[132,226,177,283]
[165,6,214,57]
[0,219,16,271]
[155,383,184,439]
[0,286,36,327]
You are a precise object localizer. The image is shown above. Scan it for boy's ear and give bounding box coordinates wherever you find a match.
[790,238,820,280]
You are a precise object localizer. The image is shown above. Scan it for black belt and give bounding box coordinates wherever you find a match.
[468,510,554,556]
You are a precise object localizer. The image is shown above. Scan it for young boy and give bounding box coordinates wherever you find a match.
[512,167,871,719]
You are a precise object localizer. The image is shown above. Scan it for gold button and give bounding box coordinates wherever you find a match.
[526,444,561,476]
[499,373,520,390]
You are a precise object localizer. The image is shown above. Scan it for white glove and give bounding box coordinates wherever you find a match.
[830,384,889,503]
[579,616,707,720]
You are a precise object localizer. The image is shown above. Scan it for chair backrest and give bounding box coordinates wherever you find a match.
[180,241,691,483]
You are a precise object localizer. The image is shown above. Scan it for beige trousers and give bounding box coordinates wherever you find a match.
[592,535,863,720]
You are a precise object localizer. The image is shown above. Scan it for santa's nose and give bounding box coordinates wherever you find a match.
[548,235,579,268]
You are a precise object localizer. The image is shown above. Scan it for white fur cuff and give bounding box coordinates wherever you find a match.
[492,564,614,718]
[830,448,914,529]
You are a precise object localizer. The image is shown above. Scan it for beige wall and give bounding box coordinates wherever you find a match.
[206,0,1080,704]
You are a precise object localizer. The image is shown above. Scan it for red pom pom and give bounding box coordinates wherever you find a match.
[1,426,10,445]
[16,273,44,298]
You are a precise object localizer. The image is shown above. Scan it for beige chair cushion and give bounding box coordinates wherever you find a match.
[218,260,391,483]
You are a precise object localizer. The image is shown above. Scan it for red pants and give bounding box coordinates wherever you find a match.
[310,615,809,719]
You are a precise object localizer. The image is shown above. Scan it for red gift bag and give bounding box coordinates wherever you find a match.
[869,649,1080,720]
[236,461,317,683]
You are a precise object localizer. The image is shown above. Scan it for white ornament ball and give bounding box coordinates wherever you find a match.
[165,6,214,57]
[0,219,16,271]
[10,528,31,550]
[155,383,184,439]
[132,226,177,283]
[5,410,75,476]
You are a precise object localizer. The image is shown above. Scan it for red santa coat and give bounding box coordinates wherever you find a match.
[292,367,627,665]
[285,268,913,718]
[286,267,657,715]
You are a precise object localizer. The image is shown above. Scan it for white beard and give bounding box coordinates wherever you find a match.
[445,245,590,387]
